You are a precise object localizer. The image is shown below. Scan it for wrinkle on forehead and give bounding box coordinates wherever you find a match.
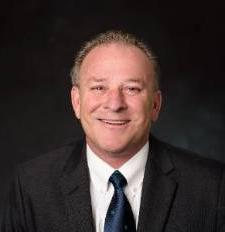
[79,43,154,87]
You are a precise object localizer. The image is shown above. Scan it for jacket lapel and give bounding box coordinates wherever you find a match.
[137,137,178,232]
[59,140,95,232]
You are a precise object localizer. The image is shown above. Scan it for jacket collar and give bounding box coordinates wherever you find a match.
[137,135,177,232]
[59,139,95,232]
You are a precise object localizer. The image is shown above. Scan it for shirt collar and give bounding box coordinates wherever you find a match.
[119,142,149,191]
[87,145,114,192]
[87,142,149,192]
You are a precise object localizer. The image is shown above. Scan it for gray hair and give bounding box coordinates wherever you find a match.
[70,30,160,90]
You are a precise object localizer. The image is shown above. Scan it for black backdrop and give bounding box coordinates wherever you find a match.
[1,0,225,210]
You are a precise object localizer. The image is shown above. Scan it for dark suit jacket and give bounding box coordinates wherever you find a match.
[1,136,225,231]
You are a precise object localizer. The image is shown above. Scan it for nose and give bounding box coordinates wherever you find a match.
[103,88,127,112]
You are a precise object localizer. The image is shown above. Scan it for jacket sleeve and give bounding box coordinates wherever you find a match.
[1,166,34,232]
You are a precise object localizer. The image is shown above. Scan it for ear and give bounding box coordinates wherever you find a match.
[71,86,81,119]
[151,90,162,122]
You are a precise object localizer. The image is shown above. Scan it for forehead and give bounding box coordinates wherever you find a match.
[79,43,154,81]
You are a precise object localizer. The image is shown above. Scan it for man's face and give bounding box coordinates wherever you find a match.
[71,43,161,159]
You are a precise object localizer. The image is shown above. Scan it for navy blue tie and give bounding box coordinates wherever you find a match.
[104,170,136,232]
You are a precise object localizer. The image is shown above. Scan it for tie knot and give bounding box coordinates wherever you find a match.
[109,170,127,190]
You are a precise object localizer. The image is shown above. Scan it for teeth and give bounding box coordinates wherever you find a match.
[101,120,128,125]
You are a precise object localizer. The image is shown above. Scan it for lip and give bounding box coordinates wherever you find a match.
[98,119,130,127]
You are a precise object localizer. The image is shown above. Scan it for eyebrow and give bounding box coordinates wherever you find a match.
[124,78,143,83]
[88,77,107,82]
[87,77,144,84]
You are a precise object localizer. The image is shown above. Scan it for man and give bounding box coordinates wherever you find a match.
[1,30,225,231]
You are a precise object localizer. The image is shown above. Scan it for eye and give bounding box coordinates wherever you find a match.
[90,85,106,92]
[124,86,142,95]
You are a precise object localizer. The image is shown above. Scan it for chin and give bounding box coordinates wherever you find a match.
[102,143,125,153]
[98,141,132,156]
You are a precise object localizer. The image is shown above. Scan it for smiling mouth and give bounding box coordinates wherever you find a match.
[98,119,130,126]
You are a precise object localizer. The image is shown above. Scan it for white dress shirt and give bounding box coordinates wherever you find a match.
[86,142,149,232]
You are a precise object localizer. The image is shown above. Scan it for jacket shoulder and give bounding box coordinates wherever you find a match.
[16,139,84,191]
[155,138,225,179]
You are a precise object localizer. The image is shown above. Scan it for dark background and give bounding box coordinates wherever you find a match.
[0,0,225,210]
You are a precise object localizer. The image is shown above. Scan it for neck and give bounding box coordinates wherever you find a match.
[86,140,148,169]
[99,154,134,169]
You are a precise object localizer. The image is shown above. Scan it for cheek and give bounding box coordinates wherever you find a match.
[80,94,101,115]
[129,96,152,117]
